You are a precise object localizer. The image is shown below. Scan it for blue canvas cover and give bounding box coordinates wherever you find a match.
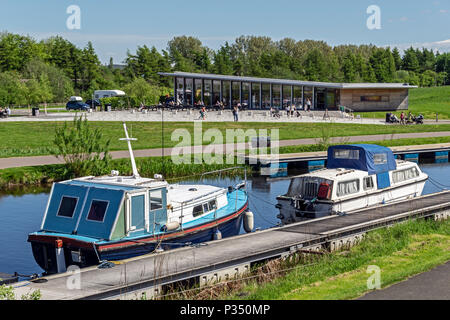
[327,144,396,175]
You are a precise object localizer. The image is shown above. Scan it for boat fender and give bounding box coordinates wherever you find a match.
[213,229,222,240]
[244,211,254,233]
[275,203,282,209]
[164,221,180,231]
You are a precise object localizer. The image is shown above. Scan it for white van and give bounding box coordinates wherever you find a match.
[94,90,126,99]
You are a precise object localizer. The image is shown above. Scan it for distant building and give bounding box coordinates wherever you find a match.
[159,71,417,111]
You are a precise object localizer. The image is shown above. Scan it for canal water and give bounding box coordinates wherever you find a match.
[0,162,449,277]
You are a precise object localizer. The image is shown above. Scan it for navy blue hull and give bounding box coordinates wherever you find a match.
[30,201,248,274]
[100,212,244,261]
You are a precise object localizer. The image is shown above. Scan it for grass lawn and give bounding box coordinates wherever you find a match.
[223,219,450,300]
[3,120,450,158]
[355,86,450,120]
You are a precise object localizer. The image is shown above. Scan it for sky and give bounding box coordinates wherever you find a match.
[1,0,449,64]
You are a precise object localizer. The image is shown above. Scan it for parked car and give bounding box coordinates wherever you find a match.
[85,99,102,108]
[66,101,90,111]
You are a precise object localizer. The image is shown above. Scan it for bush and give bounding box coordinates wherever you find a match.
[49,115,111,177]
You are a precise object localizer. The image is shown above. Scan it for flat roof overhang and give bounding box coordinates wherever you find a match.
[158,71,418,90]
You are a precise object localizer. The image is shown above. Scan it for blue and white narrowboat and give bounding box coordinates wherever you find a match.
[276,144,428,224]
[28,124,250,274]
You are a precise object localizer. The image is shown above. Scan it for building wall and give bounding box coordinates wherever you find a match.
[340,89,409,112]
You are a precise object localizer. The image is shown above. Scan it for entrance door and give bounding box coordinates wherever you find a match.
[130,194,146,233]
[148,188,167,234]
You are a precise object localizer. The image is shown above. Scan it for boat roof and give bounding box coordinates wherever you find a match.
[66,175,168,191]
[167,184,225,204]
[327,144,396,175]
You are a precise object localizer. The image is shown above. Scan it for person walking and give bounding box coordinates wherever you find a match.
[233,104,239,122]
[306,98,311,111]
[400,112,405,125]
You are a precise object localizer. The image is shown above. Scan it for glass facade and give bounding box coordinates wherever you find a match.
[293,86,303,108]
[222,81,231,108]
[260,83,269,109]
[203,80,212,106]
[212,80,221,106]
[171,74,343,110]
[194,79,202,104]
[242,82,249,108]
[251,83,261,109]
[272,84,281,109]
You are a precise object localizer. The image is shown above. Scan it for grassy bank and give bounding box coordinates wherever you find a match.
[163,218,449,300]
[2,121,450,158]
[2,137,450,187]
[0,156,247,188]
[355,86,450,120]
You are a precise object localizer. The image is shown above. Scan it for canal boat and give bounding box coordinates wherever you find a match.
[28,124,250,274]
[276,144,428,224]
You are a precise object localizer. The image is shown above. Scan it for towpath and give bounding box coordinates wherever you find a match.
[358,260,450,300]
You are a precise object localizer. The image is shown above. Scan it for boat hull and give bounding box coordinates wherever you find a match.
[29,202,247,274]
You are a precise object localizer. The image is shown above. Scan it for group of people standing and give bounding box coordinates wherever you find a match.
[0,106,11,118]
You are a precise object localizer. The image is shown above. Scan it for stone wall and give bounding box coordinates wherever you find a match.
[340,89,409,112]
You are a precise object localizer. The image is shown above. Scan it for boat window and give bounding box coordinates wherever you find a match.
[193,204,203,217]
[363,176,375,190]
[87,200,108,222]
[304,182,318,198]
[208,200,217,211]
[373,153,387,165]
[203,203,209,213]
[57,196,78,218]
[333,149,360,160]
[337,179,360,197]
[392,167,419,184]
[149,189,163,211]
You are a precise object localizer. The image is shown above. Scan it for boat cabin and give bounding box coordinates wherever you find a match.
[40,176,169,241]
[285,144,425,202]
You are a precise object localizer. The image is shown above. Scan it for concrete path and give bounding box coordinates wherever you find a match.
[2,131,450,169]
[4,109,385,125]
[359,261,450,300]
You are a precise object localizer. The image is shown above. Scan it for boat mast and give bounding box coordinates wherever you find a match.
[120,122,140,178]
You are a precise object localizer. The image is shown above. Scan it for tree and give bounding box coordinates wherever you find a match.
[213,43,234,75]
[402,47,420,73]
[23,58,74,102]
[80,42,101,93]
[303,49,327,81]
[0,32,45,72]
[124,78,170,106]
[0,71,27,106]
[392,48,402,70]
[341,51,357,82]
